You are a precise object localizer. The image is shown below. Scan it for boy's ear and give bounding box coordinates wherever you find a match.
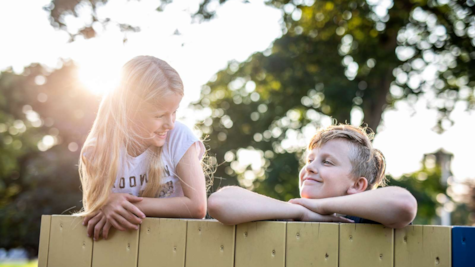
[346,177,368,195]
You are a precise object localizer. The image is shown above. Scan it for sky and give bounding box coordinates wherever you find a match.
[1,0,474,185]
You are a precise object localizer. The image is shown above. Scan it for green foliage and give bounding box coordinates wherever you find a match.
[387,166,446,225]
[0,62,98,257]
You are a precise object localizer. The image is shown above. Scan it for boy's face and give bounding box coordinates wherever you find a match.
[299,139,355,199]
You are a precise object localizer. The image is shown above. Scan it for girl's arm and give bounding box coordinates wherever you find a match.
[133,144,207,218]
[86,144,206,240]
[290,186,417,229]
[208,186,353,225]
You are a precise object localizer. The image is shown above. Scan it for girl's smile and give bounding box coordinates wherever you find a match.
[131,91,183,155]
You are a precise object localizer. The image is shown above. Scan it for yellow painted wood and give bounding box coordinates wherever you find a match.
[339,223,394,267]
[92,226,139,267]
[395,225,451,267]
[47,215,93,267]
[286,222,339,267]
[38,215,52,267]
[138,218,187,267]
[185,220,235,267]
[235,221,286,267]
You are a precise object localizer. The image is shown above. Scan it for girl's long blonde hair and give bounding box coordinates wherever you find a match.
[77,56,184,217]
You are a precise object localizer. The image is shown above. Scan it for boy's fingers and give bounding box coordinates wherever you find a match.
[334,216,354,223]
[290,198,313,209]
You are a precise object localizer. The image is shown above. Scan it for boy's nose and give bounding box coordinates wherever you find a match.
[305,163,317,174]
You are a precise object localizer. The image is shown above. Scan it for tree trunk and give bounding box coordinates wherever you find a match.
[363,68,393,133]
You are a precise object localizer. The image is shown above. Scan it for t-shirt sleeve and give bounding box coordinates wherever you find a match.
[344,215,380,224]
[344,215,413,226]
[167,121,205,167]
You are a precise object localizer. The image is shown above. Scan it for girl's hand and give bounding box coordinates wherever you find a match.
[101,193,146,231]
[84,211,108,241]
[295,204,354,223]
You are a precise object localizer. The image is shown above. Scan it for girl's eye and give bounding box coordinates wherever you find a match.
[323,160,332,165]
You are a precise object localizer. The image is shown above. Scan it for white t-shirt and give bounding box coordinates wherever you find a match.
[111,121,205,198]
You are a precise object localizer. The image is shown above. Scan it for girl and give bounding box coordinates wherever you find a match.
[208,124,417,228]
[79,56,207,241]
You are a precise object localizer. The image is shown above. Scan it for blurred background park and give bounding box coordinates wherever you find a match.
[1,0,475,264]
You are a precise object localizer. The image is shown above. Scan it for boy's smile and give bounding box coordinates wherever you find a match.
[299,139,356,199]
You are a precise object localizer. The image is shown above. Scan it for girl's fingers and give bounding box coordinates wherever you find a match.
[102,221,112,240]
[125,194,143,203]
[86,213,103,238]
[108,217,126,231]
[94,216,107,241]
[123,201,146,220]
[118,206,142,225]
[83,213,96,226]
[115,214,140,231]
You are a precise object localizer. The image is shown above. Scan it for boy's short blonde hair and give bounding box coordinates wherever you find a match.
[309,124,387,190]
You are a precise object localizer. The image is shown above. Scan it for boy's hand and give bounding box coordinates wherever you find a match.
[297,205,354,223]
[289,198,330,215]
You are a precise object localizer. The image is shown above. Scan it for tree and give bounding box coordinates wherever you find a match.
[0,62,99,257]
[47,1,475,197]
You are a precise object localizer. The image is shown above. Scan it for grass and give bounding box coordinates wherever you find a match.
[0,261,37,267]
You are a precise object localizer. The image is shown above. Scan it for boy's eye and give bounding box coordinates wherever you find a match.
[323,160,333,165]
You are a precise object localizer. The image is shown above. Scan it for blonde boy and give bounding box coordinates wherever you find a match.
[208,125,417,228]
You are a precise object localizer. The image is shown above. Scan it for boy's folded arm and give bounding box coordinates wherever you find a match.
[208,186,304,225]
[293,186,417,229]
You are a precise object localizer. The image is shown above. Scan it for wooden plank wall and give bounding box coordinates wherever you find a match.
[38,216,454,267]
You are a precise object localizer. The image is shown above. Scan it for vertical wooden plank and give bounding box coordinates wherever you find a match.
[286,222,339,267]
[339,224,393,267]
[395,225,451,267]
[47,215,93,267]
[452,226,475,267]
[138,218,187,267]
[235,221,286,267]
[92,226,140,267]
[38,215,52,267]
[394,225,423,267]
[422,226,451,267]
[185,220,235,267]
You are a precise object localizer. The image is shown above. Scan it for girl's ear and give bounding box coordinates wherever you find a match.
[346,177,368,195]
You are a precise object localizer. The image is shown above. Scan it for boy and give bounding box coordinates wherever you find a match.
[208,125,417,229]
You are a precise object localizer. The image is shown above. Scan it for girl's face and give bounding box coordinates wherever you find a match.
[134,91,183,149]
[299,139,355,199]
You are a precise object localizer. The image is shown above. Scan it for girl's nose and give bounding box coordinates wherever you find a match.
[164,115,174,129]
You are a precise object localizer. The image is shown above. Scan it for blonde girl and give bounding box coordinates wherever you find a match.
[79,56,207,240]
